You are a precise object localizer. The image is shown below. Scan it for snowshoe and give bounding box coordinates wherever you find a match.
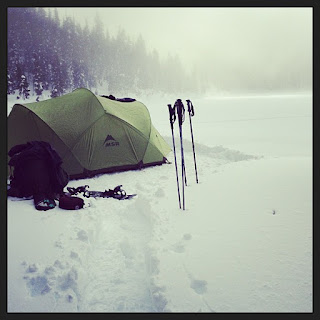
[66,185,136,200]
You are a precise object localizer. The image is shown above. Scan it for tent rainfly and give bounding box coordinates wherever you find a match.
[8,88,171,179]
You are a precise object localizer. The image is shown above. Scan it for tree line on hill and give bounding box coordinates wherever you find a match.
[7,8,205,100]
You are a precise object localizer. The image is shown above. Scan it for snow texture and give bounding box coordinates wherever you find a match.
[7,92,312,312]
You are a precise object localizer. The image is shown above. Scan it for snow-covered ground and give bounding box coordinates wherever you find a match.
[7,91,312,312]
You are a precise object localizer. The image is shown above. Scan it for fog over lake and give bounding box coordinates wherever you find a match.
[53,7,312,93]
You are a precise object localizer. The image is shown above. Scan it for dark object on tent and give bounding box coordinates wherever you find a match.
[8,88,171,179]
[59,195,84,210]
[7,141,69,210]
[101,94,116,100]
[67,185,136,200]
[100,94,136,103]
[117,97,136,102]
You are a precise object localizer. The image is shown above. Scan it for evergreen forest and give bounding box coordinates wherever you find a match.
[7,8,204,99]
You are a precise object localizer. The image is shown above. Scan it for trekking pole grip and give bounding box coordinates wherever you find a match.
[168,104,176,125]
[175,99,185,126]
[186,99,194,116]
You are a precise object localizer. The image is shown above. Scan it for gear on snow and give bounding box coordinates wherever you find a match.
[7,141,69,211]
[66,185,136,200]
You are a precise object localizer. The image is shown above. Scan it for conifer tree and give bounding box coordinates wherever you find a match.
[7,74,15,94]
[19,75,30,99]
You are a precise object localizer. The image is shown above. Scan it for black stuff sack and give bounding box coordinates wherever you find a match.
[59,195,84,210]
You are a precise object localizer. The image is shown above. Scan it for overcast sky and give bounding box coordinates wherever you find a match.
[54,7,312,91]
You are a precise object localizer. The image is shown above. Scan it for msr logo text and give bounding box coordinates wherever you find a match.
[104,134,120,147]
[105,141,120,147]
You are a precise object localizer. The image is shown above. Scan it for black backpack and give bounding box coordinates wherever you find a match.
[8,141,69,199]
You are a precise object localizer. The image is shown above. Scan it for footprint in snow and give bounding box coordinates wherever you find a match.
[154,188,165,198]
[183,264,208,296]
[70,251,81,263]
[171,233,192,253]
[77,230,88,243]
[190,279,208,295]
[26,263,38,273]
[27,275,51,296]
[54,240,64,249]
[22,260,79,297]
[183,233,192,240]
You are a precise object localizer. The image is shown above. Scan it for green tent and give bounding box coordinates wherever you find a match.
[8,88,171,179]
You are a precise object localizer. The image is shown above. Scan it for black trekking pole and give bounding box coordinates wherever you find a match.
[175,99,187,210]
[186,99,199,183]
[168,104,181,209]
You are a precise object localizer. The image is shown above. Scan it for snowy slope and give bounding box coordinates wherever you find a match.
[7,92,313,312]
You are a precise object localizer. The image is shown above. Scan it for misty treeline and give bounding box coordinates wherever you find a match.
[8,8,204,99]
